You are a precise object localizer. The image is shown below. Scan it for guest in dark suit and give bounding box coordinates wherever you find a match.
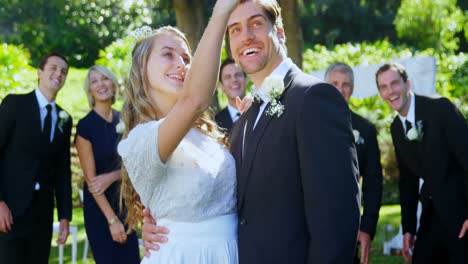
[376,62,468,264]
[325,62,383,264]
[0,52,73,264]
[215,58,247,133]
[141,1,361,263]
[75,66,140,264]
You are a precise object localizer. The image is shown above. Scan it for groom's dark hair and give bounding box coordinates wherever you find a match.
[38,52,69,71]
[238,0,283,28]
[219,58,246,83]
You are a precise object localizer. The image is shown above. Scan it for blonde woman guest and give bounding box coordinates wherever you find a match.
[75,66,139,264]
[117,0,240,263]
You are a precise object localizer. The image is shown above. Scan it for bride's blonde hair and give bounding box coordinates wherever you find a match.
[120,26,228,231]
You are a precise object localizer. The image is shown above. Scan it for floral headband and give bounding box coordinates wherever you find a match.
[130,26,153,43]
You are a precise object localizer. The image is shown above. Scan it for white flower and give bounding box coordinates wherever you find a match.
[406,127,418,140]
[265,100,285,117]
[262,76,285,98]
[116,120,125,134]
[259,76,285,117]
[59,110,69,120]
[353,129,365,144]
[406,120,424,141]
[57,110,69,133]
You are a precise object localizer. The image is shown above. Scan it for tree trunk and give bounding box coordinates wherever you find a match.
[281,0,303,68]
[172,0,219,111]
[173,0,207,51]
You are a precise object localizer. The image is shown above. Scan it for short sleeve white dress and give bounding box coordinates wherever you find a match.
[118,120,238,264]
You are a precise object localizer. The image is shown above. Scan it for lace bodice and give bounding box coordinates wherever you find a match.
[118,120,237,222]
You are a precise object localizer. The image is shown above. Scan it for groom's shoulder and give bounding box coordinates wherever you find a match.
[289,72,343,101]
[290,69,323,88]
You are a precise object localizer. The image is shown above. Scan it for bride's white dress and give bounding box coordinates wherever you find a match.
[118,120,238,264]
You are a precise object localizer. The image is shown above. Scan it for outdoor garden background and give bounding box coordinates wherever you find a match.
[1,0,467,263]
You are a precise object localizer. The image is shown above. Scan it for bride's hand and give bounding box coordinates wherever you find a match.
[236,95,253,114]
[213,0,240,16]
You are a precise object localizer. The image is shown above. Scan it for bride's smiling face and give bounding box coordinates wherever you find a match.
[146,33,191,99]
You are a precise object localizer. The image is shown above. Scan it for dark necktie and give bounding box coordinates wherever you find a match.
[405,119,413,134]
[243,97,263,158]
[43,104,52,143]
[234,112,241,123]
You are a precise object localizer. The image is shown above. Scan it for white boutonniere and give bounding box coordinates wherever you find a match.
[353,129,365,144]
[259,76,285,117]
[57,110,69,132]
[116,120,125,134]
[406,120,424,141]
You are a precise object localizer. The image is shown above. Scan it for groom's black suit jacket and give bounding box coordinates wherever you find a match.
[0,91,72,227]
[230,65,361,264]
[391,95,468,238]
[351,112,383,239]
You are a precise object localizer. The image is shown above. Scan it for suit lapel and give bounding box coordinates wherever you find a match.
[26,91,45,146]
[414,95,428,160]
[230,112,247,175]
[237,67,297,211]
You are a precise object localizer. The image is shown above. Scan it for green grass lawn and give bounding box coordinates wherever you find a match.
[49,205,405,263]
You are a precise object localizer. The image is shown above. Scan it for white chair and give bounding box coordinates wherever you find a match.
[52,222,78,264]
[383,179,424,255]
[83,232,90,263]
[52,189,89,264]
[79,189,91,263]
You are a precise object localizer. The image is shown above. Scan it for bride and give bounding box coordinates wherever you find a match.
[117,0,240,263]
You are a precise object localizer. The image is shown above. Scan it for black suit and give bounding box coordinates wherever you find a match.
[351,112,383,238]
[0,91,72,264]
[230,64,361,264]
[215,107,235,133]
[351,112,383,263]
[391,95,468,263]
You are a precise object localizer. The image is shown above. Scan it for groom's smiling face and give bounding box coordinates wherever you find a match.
[227,1,285,84]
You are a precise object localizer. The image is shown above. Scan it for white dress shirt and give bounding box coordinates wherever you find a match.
[227,104,241,123]
[252,58,294,128]
[398,92,416,133]
[35,88,58,142]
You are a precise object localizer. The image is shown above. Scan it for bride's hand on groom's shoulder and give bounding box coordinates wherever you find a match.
[142,208,170,256]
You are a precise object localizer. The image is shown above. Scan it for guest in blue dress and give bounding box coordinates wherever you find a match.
[75,65,140,264]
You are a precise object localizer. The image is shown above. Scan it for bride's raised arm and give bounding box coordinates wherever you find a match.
[158,0,239,161]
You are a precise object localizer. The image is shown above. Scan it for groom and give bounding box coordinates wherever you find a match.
[142,1,361,263]
[0,52,73,264]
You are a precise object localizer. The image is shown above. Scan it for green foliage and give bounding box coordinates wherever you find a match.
[0,0,174,67]
[95,37,133,93]
[0,43,36,99]
[465,11,468,40]
[300,0,400,48]
[303,40,468,203]
[394,0,465,52]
